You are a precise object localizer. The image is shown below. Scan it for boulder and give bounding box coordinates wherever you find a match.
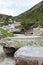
[14,46,43,65]
[0,58,16,65]
[3,46,19,57]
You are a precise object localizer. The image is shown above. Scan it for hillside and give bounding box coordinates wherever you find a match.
[14,1,43,30]
[0,1,43,31]
[0,14,14,26]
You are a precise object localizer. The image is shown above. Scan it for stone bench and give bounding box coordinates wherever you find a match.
[14,46,43,65]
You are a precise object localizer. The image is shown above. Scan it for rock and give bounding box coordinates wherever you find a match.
[0,46,5,62]
[0,58,16,65]
[0,46,16,65]
[14,46,43,65]
[3,46,19,57]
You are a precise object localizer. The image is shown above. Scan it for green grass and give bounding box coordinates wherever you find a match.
[0,28,14,39]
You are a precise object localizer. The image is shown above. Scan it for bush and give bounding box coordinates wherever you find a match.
[0,28,14,39]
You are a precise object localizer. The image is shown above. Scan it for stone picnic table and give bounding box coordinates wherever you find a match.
[14,46,43,65]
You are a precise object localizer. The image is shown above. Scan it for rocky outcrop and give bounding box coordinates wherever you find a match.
[33,28,43,36]
[14,46,43,65]
[15,58,38,65]
[0,46,16,65]
[3,46,19,57]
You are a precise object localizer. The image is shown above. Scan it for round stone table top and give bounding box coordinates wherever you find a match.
[15,46,43,60]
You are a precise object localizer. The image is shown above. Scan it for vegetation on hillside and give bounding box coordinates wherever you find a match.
[0,14,14,26]
[0,1,43,31]
[14,1,43,30]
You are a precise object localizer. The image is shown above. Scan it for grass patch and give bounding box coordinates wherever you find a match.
[0,28,14,39]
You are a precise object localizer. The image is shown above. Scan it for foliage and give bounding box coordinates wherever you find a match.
[14,1,43,30]
[0,14,14,26]
[0,28,14,39]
